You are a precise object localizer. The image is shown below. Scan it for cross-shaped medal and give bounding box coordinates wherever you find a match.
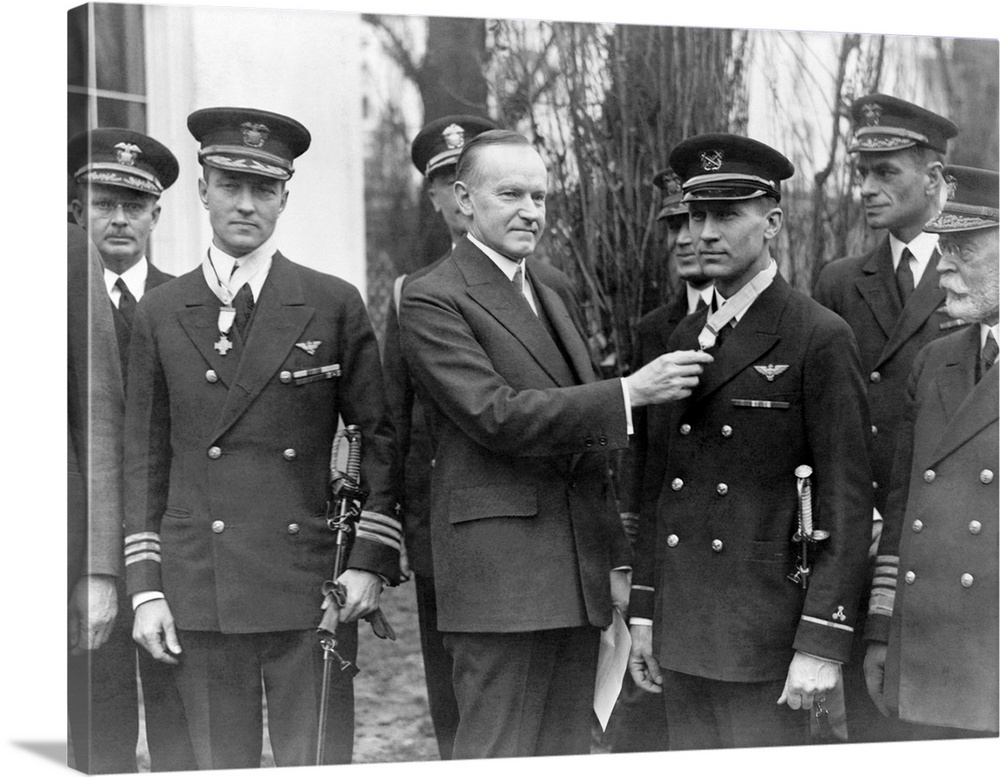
[214,335,233,355]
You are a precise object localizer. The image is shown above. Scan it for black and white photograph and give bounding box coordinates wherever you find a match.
[2,1,999,776]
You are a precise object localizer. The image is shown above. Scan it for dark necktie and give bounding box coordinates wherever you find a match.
[233,283,255,340]
[512,263,536,316]
[896,248,915,304]
[980,331,998,382]
[115,277,136,329]
[694,295,709,314]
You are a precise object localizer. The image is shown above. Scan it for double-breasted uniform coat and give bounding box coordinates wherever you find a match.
[867,325,998,733]
[631,274,874,680]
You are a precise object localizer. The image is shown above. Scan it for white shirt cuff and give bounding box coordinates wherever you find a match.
[628,617,654,626]
[620,378,634,435]
[132,591,165,610]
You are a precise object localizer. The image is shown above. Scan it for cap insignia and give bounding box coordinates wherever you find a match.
[700,150,723,172]
[944,173,958,201]
[442,123,466,150]
[240,122,270,148]
[114,142,142,166]
[861,102,883,127]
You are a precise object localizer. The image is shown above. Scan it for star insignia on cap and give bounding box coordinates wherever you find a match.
[861,103,883,127]
[944,173,958,201]
[700,150,723,171]
[114,142,142,166]
[754,364,788,382]
[442,123,466,150]
[240,122,270,148]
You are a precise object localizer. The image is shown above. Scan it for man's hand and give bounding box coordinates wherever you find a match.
[68,574,118,656]
[619,512,639,546]
[863,642,890,717]
[398,539,412,583]
[133,598,182,665]
[336,569,384,623]
[628,624,663,693]
[626,350,714,407]
[610,569,631,613]
[777,651,841,710]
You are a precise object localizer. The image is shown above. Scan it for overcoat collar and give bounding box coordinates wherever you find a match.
[927,325,999,465]
[175,252,314,441]
[454,239,590,387]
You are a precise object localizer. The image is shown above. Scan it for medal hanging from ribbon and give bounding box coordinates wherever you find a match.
[215,305,236,355]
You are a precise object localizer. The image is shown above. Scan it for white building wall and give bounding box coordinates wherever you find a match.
[142,3,367,296]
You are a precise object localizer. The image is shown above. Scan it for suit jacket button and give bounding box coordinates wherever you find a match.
[870,371,881,383]
[923,469,936,483]
[287,523,300,535]
[969,520,982,535]
[599,435,608,446]
[211,520,225,534]
[679,424,692,436]
[961,573,974,588]
[980,469,994,484]
[872,480,879,490]
[721,425,733,438]
[871,425,878,436]
[666,534,679,547]
[904,570,916,584]
[711,539,723,552]
[585,437,594,447]
[912,519,923,533]
[283,448,297,461]
[207,446,222,459]
[716,483,729,496]
[205,369,218,383]
[671,478,683,491]
[279,370,293,384]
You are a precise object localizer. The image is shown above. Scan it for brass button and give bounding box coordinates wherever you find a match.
[969,520,982,535]
[961,573,974,588]
[207,446,222,460]
[287,523,300,535]
[585,437,594,447]
[716,483,729,496]
[598,435,608,446]
[980,469,994,484]
[870,371,881,383]
[679,423,691,436]
[205,369,218,383]
[904,570,916,584]
[912,519,923,533]
[211,520,225,534]
[666,534,679,548]
[721,425,733,438]
[871,425,878,436]
[279,370,293,384]
[923,469,936,483]
[711,539,723,553]
[872,481,879,490]
[283,448,297,461]
[671,478,684,491]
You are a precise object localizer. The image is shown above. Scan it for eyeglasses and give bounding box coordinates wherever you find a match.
[939,238,977,262]
[90,199,154,217]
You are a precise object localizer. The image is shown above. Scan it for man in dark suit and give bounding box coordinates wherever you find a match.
[382,114,496,760]
[812,95,962,742]
[864,165,998,738]
[628,134,874,750]
[123,107,402,769]
[67,222,135,774]
[607,167,712,753]
[68,128,193,772]
[399,129,712,759]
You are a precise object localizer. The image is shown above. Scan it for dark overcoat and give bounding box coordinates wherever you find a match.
[399,238,632,633]
[632,275,874,681]
[123,252,399,633]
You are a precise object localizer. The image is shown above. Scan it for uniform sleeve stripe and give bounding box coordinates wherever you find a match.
[874,555,899,566]
[125,531,161,545]
[801,614,854,633]
[631,585,654,592]
[355,528,401,551]
[125,540,161,553]
[125,551,162,566]
[871,577,897,589]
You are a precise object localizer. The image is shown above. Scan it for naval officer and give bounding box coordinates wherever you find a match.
[123,107,401,768]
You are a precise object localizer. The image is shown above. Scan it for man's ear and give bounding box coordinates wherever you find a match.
[926,161,946,209]
[149,203,162,230]
[71,199,87,228]
[454,180,474,217]
[278,187,289,215]
[197,178,209,209]
[427,185,443,214]
[763,207,783,240]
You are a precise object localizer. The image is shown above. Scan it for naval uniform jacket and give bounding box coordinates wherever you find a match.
[867,326,998,732]
[123,252,400,633]
[631,274,874,681]
[398,237,632,633]
[813,237,966,513]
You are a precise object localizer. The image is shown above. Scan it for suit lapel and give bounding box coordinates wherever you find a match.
[690,277,786,403]
[879,249,946,367]
[855,239,902,340]
[210,254,315,442]
[459,243,576,388]
[531,270,595,384]
[929,326,998,463]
